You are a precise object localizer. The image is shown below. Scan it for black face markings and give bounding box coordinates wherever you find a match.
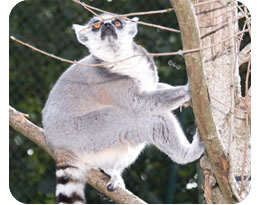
[90,16,125,33]
[112,19,124,29]
[100,23,117,40]
[91,20,103,32]
[89,17,101,25]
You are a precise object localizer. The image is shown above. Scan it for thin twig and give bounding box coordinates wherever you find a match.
[73,0,112,14]
[227,7,237,166]
[10,36,93,66]
[235,1,251,194]
[244,174,251,187]
[200,15,246,39]
[10,35,144,67]
[10,28,249,69]
[234,1,251,195]
[10,36,79,65]
[193,0,221,7]
[239,60,251,196]
[72,0,103,19]
[238,24,250,66]
[119,8,175,16]
[10,35,155,68]
[80,16,180,33]
[148,29,249,56]
[233,0,251,38]
[196,4,229,16]
[237,21,247,51]
[239,110,250,196]
[128,18,180,33]
[201,22,228,39]
[199,15,245,28]
[72,0,180,33]
[73,0,174,17]
[244,59,251,118]
[212,5,241,20]
[210,96,247,114]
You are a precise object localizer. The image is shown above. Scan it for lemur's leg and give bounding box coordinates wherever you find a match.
[146,113,204,164]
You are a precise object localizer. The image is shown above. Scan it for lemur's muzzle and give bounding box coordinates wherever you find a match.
[101,23,117,40]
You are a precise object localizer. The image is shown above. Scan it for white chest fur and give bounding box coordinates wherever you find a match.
[109,56,157,92]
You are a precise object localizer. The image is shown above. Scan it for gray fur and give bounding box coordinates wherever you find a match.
[42,13,204,198]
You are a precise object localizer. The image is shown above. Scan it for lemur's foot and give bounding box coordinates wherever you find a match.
[99,168,125,192]
[106,174,125,192]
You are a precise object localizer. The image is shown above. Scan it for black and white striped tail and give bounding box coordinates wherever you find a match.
[56,165,86,204]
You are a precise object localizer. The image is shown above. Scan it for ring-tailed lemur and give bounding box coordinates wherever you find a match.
[42,13,204,204]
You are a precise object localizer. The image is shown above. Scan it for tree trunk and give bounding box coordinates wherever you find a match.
[170,0,250,203]
[192,0,251,203]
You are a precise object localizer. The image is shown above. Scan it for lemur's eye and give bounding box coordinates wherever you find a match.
[93,22,101,29]
[114,20,122,28]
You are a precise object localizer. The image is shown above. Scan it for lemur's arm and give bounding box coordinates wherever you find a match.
[95,77,190,114]
[132,85,190,114]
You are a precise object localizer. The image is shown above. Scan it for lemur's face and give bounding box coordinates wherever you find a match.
[73,13,138,61]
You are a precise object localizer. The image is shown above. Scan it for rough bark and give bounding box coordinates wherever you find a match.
[170,0,237,203]
[170,0,250,203]
[193,0,250,202]
[9,106,146,204]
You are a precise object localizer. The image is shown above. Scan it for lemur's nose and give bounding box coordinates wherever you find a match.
[104,23,112,27]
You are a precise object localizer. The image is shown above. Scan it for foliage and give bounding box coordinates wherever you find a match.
[10,0,200,203]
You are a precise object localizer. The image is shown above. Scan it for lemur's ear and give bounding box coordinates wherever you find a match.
[128,17,139,38]
[72,24,88,45]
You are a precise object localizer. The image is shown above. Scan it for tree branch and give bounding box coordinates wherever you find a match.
[72,0,180,33]
[9,105,146,204]
[238,43,251,66]
[11,28,248,68]
[169,0,237,203]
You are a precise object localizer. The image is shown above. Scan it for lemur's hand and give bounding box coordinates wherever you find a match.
[185,82,189,89]
[184,100,192,108]
[181,83,192,109]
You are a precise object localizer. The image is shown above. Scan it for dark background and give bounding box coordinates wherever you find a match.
[9,0,249,203]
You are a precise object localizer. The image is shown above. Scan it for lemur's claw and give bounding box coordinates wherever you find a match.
[107,183,115,192]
